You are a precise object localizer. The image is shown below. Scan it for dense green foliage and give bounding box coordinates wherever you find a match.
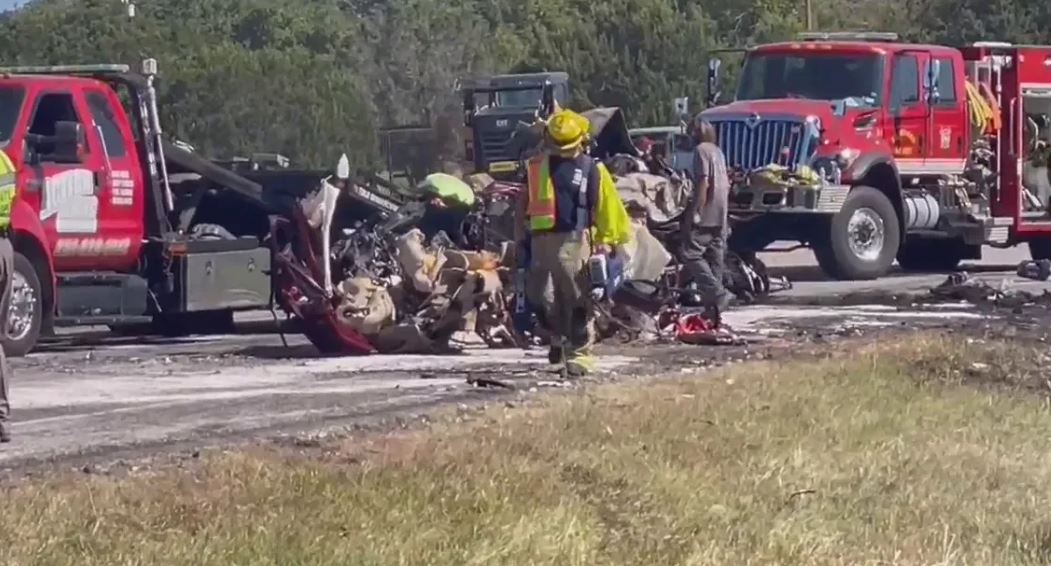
[1,0,1049,167]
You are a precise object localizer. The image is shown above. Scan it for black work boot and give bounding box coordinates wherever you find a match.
[547,345,564,365]
[0,423,11,444]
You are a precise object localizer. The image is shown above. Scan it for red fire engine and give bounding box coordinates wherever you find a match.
[702,33,1051,280]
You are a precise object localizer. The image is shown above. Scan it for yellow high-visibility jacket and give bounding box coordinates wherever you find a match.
[0,149,16,232]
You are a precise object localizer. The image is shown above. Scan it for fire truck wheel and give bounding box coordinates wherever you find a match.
[813,186,900,281]
[896,238,965,272]
[3,252,43,358]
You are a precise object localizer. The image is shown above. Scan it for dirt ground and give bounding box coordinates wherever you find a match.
[6,324,1051,564]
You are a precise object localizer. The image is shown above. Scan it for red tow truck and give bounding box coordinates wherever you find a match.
[702,33,1051,280]
[0,60,374,356]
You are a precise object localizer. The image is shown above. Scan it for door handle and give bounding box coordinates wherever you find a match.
[24,178,42,192]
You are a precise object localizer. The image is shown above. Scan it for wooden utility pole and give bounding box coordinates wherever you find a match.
[805,0,814,30]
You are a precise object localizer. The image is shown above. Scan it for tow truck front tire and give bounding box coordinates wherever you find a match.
[813,186,900,281]
[3,252,43,358]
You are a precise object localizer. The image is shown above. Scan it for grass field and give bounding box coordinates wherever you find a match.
[4,334,1051,565]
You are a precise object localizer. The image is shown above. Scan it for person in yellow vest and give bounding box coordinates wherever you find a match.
[0,148,15,443]
[517,109,607,378]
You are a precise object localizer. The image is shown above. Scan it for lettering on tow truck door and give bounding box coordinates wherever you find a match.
[39,168,99,233]
[53,237,131,257]
[110,169,135,207]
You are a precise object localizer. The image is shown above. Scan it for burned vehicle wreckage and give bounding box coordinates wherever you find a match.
[177,154,518,356]
[173,107,784,357]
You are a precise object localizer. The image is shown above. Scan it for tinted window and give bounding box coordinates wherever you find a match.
[933,58,957,104]
[890,55,920,107]
[87,92,127,157]
[737,53,882,106]
[0,86,26,147]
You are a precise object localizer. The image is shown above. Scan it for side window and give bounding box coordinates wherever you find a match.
[28,93,85,161]
[890,54,920,108]
[87,92,127,158]
[932,58,957,105]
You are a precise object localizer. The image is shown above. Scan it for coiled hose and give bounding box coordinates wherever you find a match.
[966,81,1000,135]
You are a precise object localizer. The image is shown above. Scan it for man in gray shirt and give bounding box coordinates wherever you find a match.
[680,117,731,323]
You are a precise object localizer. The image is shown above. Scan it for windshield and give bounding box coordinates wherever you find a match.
[0,85,26,147]
[495,88,541,108]
[737,53,883,106]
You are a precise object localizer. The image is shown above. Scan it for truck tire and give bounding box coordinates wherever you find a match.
[813,186,900,280]
[3,252,43,357]
[896,238,965,272]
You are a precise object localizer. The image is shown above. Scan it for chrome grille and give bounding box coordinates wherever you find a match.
[711,118,818,172]
[479,131,515,163]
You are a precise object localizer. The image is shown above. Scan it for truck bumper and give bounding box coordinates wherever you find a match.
[730,183,850,215]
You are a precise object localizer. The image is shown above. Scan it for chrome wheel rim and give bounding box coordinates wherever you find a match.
[847,207,885,263]
[7,270,37,342]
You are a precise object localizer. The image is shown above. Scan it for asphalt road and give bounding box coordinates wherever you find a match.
[1,243,1046,473]
[761,244,1044,298]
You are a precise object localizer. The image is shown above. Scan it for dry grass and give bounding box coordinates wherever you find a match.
[4,334,1051,565]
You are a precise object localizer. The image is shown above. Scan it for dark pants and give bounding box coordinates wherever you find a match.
[680,228,730,315]
[0,237,12,436]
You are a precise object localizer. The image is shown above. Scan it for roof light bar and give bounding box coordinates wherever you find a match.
[797,32,900,43]
[0,64,131,76]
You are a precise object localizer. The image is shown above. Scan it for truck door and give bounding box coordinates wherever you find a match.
[20,89,107,272]
[83,87,144,269]
[925,55,969,171]
[887,50,931,174]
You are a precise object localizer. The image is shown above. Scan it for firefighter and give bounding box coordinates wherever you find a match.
[681,116,731,325]
[519,109,603,378]
[0,148,15,443]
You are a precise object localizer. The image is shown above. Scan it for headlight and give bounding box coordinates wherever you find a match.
[811,157,840,182]
[836,148,860,169]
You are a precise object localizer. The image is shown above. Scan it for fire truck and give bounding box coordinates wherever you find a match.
[702,33,1051,280]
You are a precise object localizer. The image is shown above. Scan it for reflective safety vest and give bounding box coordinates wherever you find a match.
[525,156,557,232]
[0,149,15,232]
[525,154,631,247]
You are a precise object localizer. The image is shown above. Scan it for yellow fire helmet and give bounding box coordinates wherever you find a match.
[545,109,590,153]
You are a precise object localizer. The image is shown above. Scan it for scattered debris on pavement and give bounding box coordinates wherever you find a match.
[927,271,1051,308]
[1017,259,1051,281]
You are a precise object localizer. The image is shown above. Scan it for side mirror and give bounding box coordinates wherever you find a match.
[673,96,689,120]
[336,153,351,180]
[28,121,85,163]
[706,58,723,107]
[925,59,942,104]
[462,90,474,127]
[541,84,556,118]
[54,121,83,155]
